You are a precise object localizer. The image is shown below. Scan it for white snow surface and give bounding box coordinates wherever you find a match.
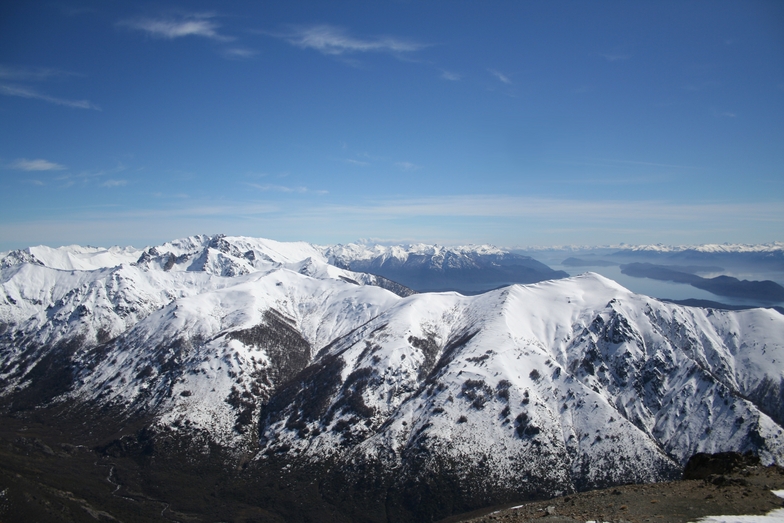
[324,241,508,265]
[255,272,784,492]
[2,234,784,491]
[517,242,784,254]
[0,234,405,450]
[694,491,784,523]
[25,244,145,270]
[626,242,784,254]
[694,510,784,523]
[67,267,399,449]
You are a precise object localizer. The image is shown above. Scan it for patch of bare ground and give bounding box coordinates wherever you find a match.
[444,463,784,523]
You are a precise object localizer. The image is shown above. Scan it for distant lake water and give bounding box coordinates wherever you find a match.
[541,259,784,309]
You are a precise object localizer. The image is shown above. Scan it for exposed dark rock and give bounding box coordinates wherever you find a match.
[682,451,761,480]
[226,309,311,386]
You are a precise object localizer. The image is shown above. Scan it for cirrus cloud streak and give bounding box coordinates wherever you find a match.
[0,84,100,110]
[119,14,233,41]
[270,24,425,56]
[9,158,66,171]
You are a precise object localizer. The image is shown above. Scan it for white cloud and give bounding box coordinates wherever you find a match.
[440,70,461,81]
[488,69,512,84]
[102,179,127,187]
[298,196,784,226]
[10,158,66,171]
[344,159,370,167]
[0,65,79,82]
[223,47,257,59]
[246,183,327,194]
[275,25,425,56]
[0,84,100,110]
[395,162,421,171]
[119,14,233,41]
[586,158,702,170]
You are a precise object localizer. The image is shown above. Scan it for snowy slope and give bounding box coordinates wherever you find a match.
[0,244,143,270]
[64,268,400,450]
[0,234,410,419]
[255,273,784,498]
[2,235,784,511]
[0,234,413,293]
[0,234,412,348]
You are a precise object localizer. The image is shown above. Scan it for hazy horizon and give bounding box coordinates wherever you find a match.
[1,1,783,249]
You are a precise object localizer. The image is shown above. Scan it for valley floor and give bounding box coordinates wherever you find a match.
[2,411,784,523]
[446,466,784,523]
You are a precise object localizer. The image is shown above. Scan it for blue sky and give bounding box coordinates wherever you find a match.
[1,1,782,250]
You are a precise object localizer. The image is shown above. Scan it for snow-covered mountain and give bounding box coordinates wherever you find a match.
[325,241,569,293]
[517,242,784,276]
[252,273,784,516]
[626,242,784,254]
[0,234,409,416]
[1,234,784,521]
[518,242,784,254]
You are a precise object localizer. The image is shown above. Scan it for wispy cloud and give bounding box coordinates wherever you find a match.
[0,83,100,110]
[488,69,512,84]
[344,158,370,167]
[0,65,80,82]
[9,158,66,171]
[551,174,674,186]
[153,192,190,199]
[246,183,327,194]
[271,24,425,56]
[440,70,461,81]
[53,163,128,188]
[2,195,780,250]
[223,47,257,59]
[102,179,127,187]
[395,161,421,171]
[587,158,702,170]
[119,14,233,42]
[302,195,784,224]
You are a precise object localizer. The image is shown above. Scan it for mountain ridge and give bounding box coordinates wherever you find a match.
[1,234,783,521]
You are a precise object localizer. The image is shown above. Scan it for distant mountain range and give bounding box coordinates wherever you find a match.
[522,243,784,306]
[520,242,784,273]
[1,234,783,522]
[324,242,569,293]
[519,242,784,254]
